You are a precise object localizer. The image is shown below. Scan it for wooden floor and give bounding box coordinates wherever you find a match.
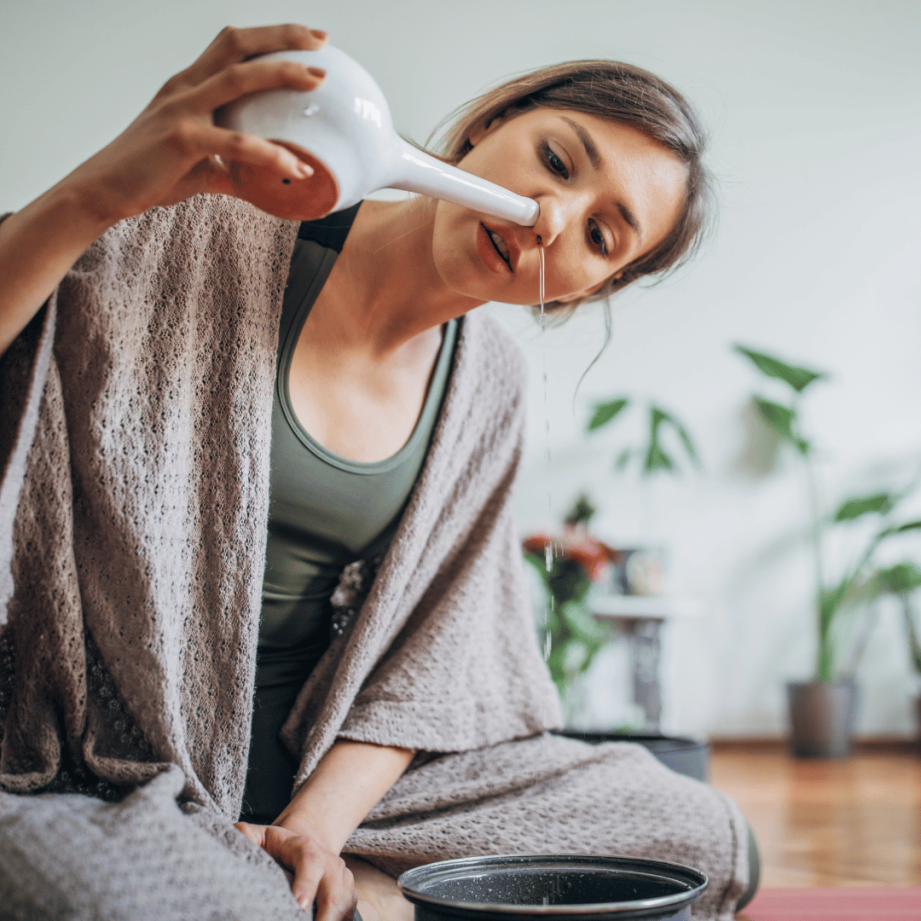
[709,741,921,888]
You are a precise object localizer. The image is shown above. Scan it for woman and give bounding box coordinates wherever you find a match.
[0,24,753,921]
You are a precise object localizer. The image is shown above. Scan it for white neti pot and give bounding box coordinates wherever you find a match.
[217,45,539,225]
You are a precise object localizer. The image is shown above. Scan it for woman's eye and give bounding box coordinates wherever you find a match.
[589,221,608,257]
[542,144,569,179]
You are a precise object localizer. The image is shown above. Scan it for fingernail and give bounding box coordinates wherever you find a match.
[295,161,314,178]
[306,66,326,78]
[310,29,328,41]
[298,895,311,911]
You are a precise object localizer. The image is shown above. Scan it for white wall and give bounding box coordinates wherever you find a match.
[3,0,920,737]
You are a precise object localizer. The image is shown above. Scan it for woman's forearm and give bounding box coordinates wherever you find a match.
[275,740,416,854]
[0,184,115,357]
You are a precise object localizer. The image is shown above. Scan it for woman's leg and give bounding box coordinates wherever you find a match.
[343,734,751,921]
[344,855,413,921]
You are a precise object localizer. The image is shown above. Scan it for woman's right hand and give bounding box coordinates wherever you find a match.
[62,24,329,226]
[0,25,328,357]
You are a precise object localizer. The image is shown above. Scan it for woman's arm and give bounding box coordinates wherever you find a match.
[278,740,416,853]
[235,740,416,918]
[0,24,328,358]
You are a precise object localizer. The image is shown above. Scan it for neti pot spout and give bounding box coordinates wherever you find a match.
[387,140,539,226]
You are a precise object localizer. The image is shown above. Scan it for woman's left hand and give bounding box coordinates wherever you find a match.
[234,820,357,919]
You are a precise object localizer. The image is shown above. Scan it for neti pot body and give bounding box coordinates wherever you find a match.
[216,45,539,225]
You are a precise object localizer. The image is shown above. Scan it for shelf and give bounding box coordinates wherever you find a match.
[586,593,703,620]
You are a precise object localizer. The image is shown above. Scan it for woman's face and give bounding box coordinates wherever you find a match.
[431,107,688,305]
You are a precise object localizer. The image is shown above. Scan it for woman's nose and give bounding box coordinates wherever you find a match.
[533,194,567,247]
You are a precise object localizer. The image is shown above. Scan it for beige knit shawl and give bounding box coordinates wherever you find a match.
[0,195,562,820]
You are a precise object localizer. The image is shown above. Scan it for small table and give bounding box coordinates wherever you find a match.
[586,593,702,730]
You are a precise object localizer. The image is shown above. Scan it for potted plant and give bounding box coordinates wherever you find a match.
[735,344,921,757]
[523,399,701,720]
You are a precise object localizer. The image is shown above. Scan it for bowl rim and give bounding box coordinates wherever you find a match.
[396,854,709,916]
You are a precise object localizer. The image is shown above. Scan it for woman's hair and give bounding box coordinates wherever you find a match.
[430,60,715,317]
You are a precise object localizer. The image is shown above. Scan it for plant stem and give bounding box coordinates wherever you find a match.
[902,594,921,675]
[802,431,829,680]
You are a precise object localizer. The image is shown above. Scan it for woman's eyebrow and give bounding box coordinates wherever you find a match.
[559,116,644,244]
[560,116,602,169]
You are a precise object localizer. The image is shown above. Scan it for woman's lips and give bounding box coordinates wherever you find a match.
[477,222,517,275]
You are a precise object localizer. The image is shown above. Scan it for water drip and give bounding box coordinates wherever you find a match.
[537,238,554,663]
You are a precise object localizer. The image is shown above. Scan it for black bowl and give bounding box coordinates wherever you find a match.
[398,855,708,921]
[553,731,710,783]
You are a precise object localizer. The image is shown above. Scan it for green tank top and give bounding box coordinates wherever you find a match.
[242,205,458,822]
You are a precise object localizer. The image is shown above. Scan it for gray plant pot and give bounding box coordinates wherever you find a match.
[786,679,858,758]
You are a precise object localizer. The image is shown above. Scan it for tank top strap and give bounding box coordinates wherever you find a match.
[297,202,362,252]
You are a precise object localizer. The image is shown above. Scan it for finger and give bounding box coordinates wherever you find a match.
[233,821,267,847]
[190,24,328,82]
[194,124,315,182]
[193,57,326,115]
[264,828,326,911]
[314,863,358,921]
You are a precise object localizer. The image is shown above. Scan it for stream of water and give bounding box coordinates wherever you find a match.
[537,238,554,663]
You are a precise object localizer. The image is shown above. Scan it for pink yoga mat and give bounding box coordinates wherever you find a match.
[738,888,921,920]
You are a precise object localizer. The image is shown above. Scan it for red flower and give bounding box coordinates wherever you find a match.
[523,526,623,582]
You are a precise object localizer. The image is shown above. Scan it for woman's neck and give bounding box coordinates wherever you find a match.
[310,197,484,359]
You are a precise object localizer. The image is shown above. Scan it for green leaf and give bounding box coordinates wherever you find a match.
[561,639,590,675]
[878,519,921,541]
[734,344,827,393]
[614,448,633,472]
[523,552,552,591]
[560,600,608,643]
[753,397,794,437]
[672,417,700,466]
[895,520,921,533]
[548,558,592,606]
[643,407,675,474]
[833,492,896,522]
[650,404,701,468]
[564,493,597,527]
[875,562,921,594]
[546,645,569,690]
[752,396,810,455]
[587,398,630,432]
[643,436,674,473]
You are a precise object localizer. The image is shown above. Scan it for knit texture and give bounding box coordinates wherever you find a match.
[348,734,748,920]
[0,197,747,920]
[0,765,310,920]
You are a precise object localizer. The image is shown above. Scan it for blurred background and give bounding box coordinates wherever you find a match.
[3,0,920,740]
